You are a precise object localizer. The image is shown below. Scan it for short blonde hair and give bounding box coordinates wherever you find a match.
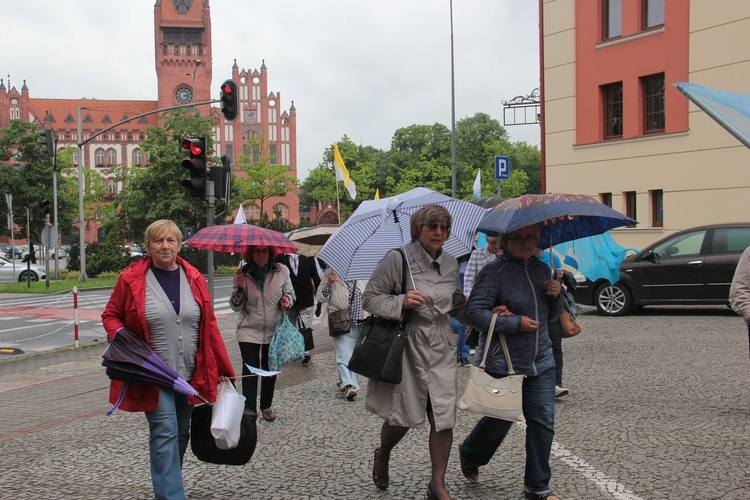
[409,205,452,240]
[144,220,182,248]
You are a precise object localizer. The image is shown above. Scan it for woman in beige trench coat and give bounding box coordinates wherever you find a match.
[362,204,467,500]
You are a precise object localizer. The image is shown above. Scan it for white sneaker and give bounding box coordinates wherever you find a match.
[555,386,569,398]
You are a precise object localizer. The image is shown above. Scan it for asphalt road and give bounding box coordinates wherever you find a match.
[0,296,748,498]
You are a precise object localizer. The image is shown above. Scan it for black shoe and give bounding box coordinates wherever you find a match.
[301,353,311,365]
[458,357,470,367]
[372,448,389,490]
[458,446,479,483]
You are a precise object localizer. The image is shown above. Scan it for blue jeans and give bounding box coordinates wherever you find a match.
[451,317,470,358]
[145,388,193,500]
[460,368,556,495]
[333,323,361,390]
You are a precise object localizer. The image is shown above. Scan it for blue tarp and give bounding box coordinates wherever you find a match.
[674,82,750,149]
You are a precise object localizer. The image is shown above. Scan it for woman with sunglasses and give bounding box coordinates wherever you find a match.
[229,245,295,422]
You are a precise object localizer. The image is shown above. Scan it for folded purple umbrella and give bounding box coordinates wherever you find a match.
[102,328,208,415]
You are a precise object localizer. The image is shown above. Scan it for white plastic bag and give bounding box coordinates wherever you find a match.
[210,381,246,450]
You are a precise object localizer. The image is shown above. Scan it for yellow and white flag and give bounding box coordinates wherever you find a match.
[333,143,356,199]
[374,189,380,200]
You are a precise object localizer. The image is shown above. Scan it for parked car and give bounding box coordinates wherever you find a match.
[0,256,47,282]
[573,223,750,316]
[0,243,24,260]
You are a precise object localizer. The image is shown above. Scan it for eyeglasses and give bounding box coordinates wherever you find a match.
[425,223,449,233]
[507,235,537,243]
[252,247,270,254]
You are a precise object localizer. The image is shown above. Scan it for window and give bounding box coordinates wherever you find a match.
[252,147,260,163]
[274,203,289,220]
[603,82,623,139]
[653,231,705,259]
[248,204,261,221]
[107,179,116,194]
[95,148,105,165]
[643,0,665,29]
[603,0,622,39]
[643,73,665,133]
[624,191,637,226]
[107,148,117,165]
[269,145,277,165]
[651,189,663,227]
[73,151,79,165]
[709,227,750,255]
[225,145,233,161]
[601,192,612,208]
[133,148,143,166]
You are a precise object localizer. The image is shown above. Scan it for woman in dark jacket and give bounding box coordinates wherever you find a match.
[459,224,563,500]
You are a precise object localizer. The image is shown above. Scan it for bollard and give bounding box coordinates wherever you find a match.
[73,286,79,349]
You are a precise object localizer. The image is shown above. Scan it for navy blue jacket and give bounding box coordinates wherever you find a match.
[466,250,563,377]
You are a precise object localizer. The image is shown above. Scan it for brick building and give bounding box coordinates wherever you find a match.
[0,0,299,242]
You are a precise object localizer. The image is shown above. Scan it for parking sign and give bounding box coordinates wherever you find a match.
[494,156,510,180]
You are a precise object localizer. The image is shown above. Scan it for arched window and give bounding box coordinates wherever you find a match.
[107,178,116,194]
[274,203,289,220]
[95,148,105,165]
[107,148,117,165]
[133,148,143,166]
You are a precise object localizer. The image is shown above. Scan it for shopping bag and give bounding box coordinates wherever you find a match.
[268,313,305,371]
[210,381,246,450]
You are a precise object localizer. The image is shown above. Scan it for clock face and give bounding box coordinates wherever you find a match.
[176,87,193,104]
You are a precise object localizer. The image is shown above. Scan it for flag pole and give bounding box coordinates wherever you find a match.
[335,167,341,224]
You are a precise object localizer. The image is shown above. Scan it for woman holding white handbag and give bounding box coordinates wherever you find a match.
[459,224,563,500]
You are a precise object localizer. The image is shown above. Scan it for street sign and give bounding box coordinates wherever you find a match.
[494,156,510,180]
[41,225,58,248]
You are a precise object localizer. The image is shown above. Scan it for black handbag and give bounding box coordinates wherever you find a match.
[328,283,357,337]
[347,249,410,384]
[190,404,257,466]
[298,317,315,350]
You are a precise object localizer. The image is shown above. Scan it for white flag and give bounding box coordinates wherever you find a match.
[472,169,481,199]
[234,204,247,224]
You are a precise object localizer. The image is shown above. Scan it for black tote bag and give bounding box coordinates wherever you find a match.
[347,249,410,384]
[190,404,257,466]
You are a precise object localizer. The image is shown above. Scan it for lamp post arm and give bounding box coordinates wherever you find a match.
[76,99,219,148]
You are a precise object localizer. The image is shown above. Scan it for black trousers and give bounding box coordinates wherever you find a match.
[238,342,276,413]
[547,319,563,386]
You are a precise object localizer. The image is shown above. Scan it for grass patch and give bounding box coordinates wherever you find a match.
[0,277,119,294]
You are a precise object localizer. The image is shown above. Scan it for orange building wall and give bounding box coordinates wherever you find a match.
[574,0,690,144]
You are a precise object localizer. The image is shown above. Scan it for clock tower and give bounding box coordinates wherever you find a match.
[154,0,212,119]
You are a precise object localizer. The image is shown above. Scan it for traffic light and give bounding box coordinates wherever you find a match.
[181,137,207,198]
[220,80,238,121]
[210,154,232,201]
[38,130,55,157]
[37,198,50,220]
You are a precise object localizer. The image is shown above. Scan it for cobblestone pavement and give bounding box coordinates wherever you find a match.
[0,305,749,499]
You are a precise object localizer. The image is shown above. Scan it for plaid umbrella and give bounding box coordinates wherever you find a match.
[478,193,636,248]
[186,224,297,254]
[102,328,208,415]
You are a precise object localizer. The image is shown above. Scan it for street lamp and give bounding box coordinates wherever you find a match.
[449,0,457,198]
[186,59,202,104]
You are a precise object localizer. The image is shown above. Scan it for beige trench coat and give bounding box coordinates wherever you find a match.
[362,240,466,432]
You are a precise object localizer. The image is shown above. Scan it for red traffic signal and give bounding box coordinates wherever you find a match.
[220,80,238,121]
[181,137,207,198]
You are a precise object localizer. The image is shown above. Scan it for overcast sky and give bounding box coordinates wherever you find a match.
[3,0,541,181]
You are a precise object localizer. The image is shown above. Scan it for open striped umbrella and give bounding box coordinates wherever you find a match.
[186,224,297,254]
[317,187,487,280]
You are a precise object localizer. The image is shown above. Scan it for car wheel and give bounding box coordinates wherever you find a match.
[18,271,39,282]
[594,282,632,316]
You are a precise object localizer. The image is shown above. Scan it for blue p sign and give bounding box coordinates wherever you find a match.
[494,156,510,180]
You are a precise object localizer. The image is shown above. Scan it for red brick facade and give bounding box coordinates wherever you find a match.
[0,0,299,243]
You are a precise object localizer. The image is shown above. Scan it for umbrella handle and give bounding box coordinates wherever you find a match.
[197,394,210,405]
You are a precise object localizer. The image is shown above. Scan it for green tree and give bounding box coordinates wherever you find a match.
[233,133,298,226]
[103,110,214,243]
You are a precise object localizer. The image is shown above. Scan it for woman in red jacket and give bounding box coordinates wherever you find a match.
[102,220,235,500]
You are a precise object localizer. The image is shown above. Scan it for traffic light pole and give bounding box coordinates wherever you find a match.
[206,180,215,303]
[76,99,219,282]
[52,138,61,280]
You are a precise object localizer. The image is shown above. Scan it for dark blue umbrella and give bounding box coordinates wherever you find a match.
[102,328,207,415]
[477,193,637,248]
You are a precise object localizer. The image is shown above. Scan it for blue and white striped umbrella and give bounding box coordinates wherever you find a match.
[317,187,487,280]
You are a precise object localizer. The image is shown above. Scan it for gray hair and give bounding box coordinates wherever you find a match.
[409,204,452,240]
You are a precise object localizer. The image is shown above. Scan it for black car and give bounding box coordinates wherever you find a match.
[574,223,750,316]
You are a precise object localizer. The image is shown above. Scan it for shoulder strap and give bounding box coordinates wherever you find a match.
[480,312,515,374]
[396,248,412,326]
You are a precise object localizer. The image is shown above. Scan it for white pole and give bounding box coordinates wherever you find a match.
[76,106,88,281]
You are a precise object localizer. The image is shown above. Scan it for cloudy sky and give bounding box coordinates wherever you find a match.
[3,0,541,181]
